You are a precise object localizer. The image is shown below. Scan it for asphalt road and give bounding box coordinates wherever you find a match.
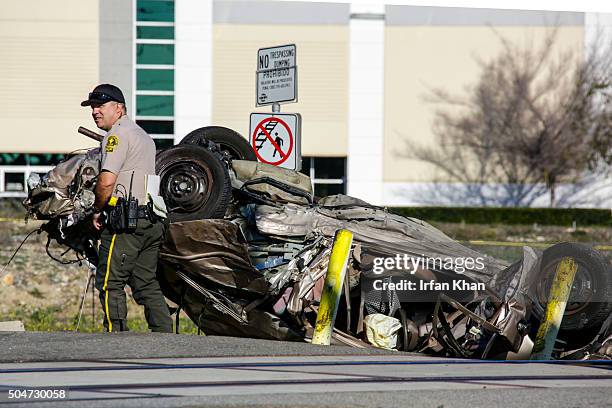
[0,332,611,407]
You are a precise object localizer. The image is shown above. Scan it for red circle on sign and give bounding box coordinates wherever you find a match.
[251,117,294,166]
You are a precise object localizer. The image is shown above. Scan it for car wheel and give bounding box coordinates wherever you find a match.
[180,126,257,162]
[156,144,231,222]
[532,243,612,334]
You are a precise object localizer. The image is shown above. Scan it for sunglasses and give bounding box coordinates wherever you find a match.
[88,92,118,103]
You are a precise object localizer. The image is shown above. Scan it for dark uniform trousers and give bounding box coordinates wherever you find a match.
[96,218,173,333]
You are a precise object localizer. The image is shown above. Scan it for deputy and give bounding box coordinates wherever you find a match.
[81,84,173,333]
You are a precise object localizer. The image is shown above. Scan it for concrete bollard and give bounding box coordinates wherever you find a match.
[530,257,578,360]
[312,229,353,346]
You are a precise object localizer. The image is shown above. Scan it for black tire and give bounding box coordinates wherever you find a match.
[180,126,257,162]
[155,145,231,222]
[532,243,612,333]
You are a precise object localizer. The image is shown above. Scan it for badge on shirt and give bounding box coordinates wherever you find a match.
[105,135,119,152]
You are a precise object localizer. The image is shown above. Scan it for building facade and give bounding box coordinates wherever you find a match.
[1,0,610,206]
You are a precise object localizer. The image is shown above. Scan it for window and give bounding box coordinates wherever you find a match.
[313,183,345,197]
[0,153,65,166]
[4,172,25,192]
[136,44,174,65]
[135,0,175,148]
[314,157,346,179]
[26,154,65,166]
[136,120,174,135]
[0,154,26,166]
[153,138,174,150]
[137,26,174,40]
[137,0,175,22]
[300,157,347,198]
[137,69,174,91]
[136,95,174,116]
[0,156,61,195]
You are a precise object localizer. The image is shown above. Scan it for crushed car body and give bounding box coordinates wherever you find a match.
[23,126,612,360]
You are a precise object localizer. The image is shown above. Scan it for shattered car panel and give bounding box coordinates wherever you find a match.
[159,219,269,296]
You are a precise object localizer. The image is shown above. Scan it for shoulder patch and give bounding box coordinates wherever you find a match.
[105,135,119,153]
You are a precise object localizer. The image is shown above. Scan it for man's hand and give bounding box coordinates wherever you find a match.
[92,212,104,230]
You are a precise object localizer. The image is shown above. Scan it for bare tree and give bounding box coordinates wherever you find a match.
[409,28,612,207]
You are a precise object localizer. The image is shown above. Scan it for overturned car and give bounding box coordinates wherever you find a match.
[23,126,612,360]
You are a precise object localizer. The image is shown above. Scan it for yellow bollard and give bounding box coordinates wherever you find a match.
[530,257,578,360]
[312,229,353,345]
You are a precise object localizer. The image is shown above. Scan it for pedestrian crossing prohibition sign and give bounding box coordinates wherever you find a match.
[249,113,300,170]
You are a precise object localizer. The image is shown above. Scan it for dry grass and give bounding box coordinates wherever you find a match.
[0,218,198,334]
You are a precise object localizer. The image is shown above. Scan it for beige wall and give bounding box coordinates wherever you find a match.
[212,24,349,157]
[383,26,584,182]
[0,0,100,153]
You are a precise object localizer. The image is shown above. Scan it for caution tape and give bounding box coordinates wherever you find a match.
[466,240,612,251]
[0,218,22,222]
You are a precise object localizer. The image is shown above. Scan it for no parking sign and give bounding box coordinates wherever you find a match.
[249,113,301,171]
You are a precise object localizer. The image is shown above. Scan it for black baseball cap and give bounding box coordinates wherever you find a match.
[81,84,126,106]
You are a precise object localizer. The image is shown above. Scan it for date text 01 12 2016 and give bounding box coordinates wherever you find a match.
[3,389,70,401]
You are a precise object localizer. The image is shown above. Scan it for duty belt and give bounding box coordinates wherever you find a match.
[137,205,153,220]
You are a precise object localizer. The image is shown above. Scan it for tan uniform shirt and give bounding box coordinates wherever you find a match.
[100,115,156,203]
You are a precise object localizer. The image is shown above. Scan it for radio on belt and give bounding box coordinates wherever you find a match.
[127,171,138,230]
[107,171,138,232]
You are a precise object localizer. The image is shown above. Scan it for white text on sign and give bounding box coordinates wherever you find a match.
[256,44,297,106]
